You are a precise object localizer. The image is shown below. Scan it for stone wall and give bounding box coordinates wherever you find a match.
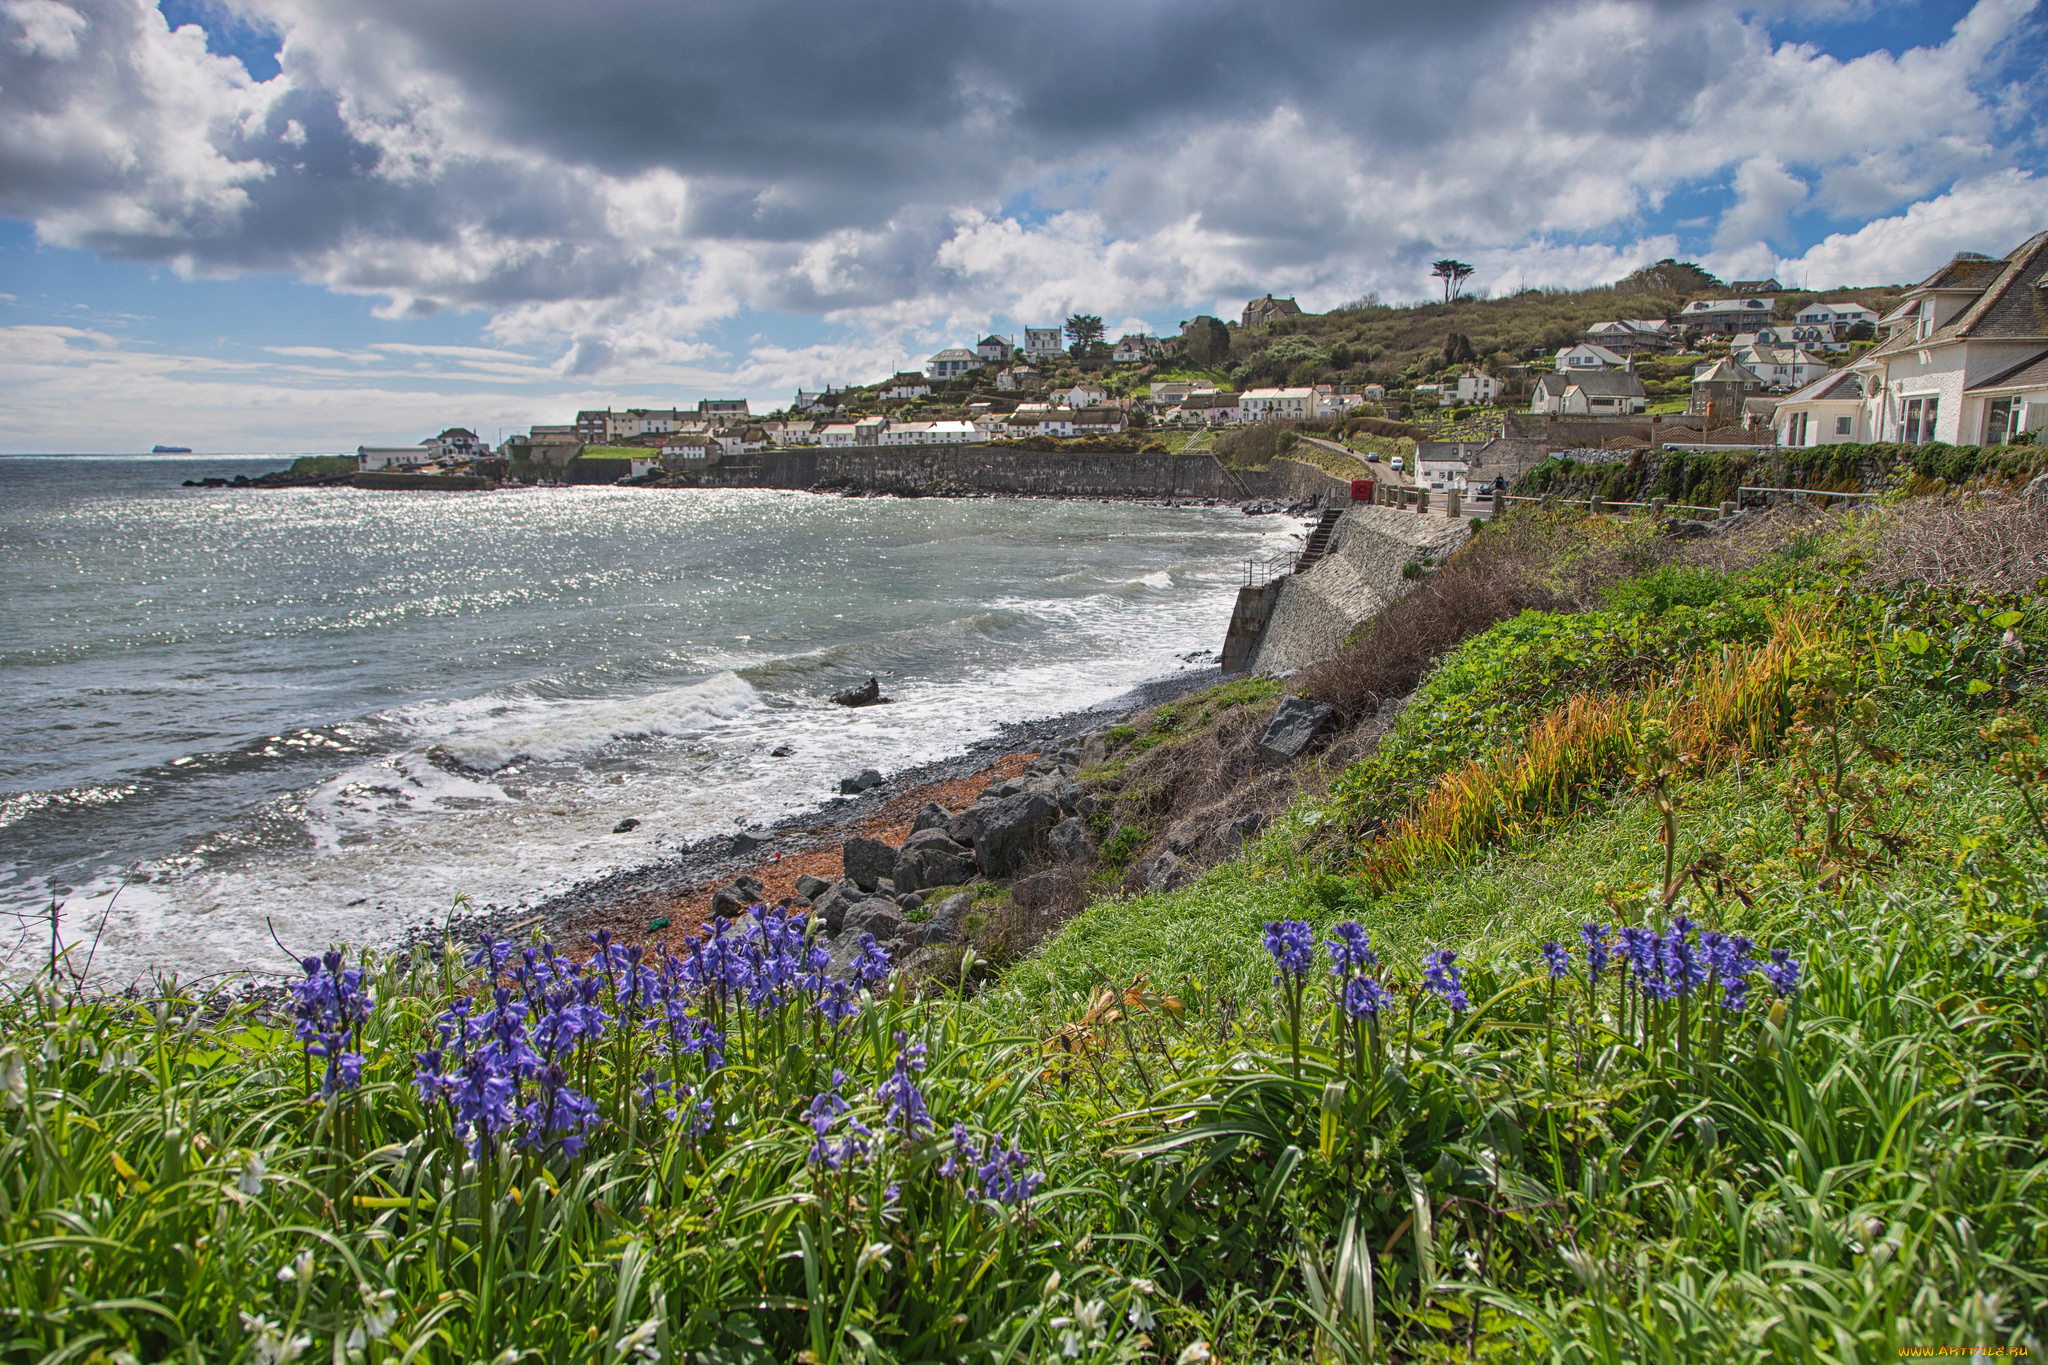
[1249,506,1469,675]
[755,446,1281,499]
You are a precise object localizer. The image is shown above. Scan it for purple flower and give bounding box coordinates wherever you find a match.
[1762,948,1801,999]
[1541,941,1571,981]
[291,952,371,1095]
[805,1072,872,1171]
[877,1032,932,1134]
[1422,949,1469,1013]
[1341,974,1391,1019]
[1660,917,1707,998]
[1579,923,1611,986]
[852,935,893,991]
[947,1126,1042,1205]
[1263,920,1316,981]
[1326,922,1378,980]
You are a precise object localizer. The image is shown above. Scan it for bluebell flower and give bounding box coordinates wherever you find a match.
[1422,949,1470,1012]
[1541,941,1571,981]
[1341,974,1391,1019]
[947,1126,1042,1205]
[1326,922,1378,980]
[1579,923,1611,986]
[877,1032,932,1134]
[852,935,893,991]
[1660,917,1707,997]
[291,952,371,1095]
[1762,948,1801,998]
[1263,919,1316,982]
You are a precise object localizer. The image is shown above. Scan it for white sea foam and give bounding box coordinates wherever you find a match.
[411,671,760,770]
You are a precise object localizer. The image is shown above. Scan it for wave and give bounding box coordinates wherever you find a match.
[410,671,761,770]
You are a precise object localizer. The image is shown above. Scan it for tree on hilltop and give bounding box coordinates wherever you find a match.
[1064,314,1106,356]
[1181,315,1230,366]
[1431,259,1476,303]
[1616,258,1721,296]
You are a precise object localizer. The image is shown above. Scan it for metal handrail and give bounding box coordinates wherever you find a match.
[1242,551,1299,587]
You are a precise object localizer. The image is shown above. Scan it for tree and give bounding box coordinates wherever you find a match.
[1064,314,1105,356]
[1182,315,1230,365]
[1327,340,1354,369]
[1441,332,1476,368]
[1431,259,1476,303]
[1615,258,1721,296]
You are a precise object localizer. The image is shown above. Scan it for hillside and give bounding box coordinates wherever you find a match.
[9,475,2044,1362]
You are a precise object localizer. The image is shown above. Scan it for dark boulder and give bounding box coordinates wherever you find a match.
[1227,812,1266,850]
[1047,816,1092,863]
[611,817,640,833]
[842,897,904,943]
[810,881,861,934]
[832,677,883,707]
[974,791,1061,878]
[1142,851,1192,892]
[1257,696,1337,768]
[838,767,886,795]
[730,827,770,853]
[893,828,976,893]
[910,801,951,834]
[795,873,833,901]
[843,836,898,892]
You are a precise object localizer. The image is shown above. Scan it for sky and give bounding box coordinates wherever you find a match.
[1,0,2044,452]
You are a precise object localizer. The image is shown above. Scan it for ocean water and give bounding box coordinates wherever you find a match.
[0,455,1296,983]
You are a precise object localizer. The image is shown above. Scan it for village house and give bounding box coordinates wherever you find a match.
[1445,372,1502,404]
[794,387,846,413]
[764,419,817,445]
[712,426,767,458]
[1181,392,1242,424]
[1240,386,1318,421]
[1690,357,1765,418]
[1554,342,1628,372]
[1770,371,1870,446]
[1148,380,1211,405]
[976,335,1013,363]
[1729,278,1785,295]
[1585,320,1678,354]
[1788,301,1879,350]
[1527,370,1648,416]
[1680,296,1777,335]
[881,372,932,400]
[926,347,983,379]
[1317,388,1366,417]
[1360,383,1387,402]
[699,398,750,421]
[660,433,716,466]
[1415,440,1487,495]
[1845,231,2048,446]
[1111,334,1162,363]
[1023,328,1065,361]
[1729,338,1834,390]
[854,415,889,445]
[1242,294,1303,328]
[1054,382,1109,408]
[818,423,859,448]
[995,364,1041,391]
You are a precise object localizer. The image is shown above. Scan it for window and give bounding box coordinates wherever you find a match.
[1917,300,1934,341]
[1986,397,2018,445]
[1900,395,1939,444]
[1835,415,1853,436]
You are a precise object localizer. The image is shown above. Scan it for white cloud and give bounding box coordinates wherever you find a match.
[6,0,87,58]
[1776,169,2048,285]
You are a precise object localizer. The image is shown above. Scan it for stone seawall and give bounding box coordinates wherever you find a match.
[1249,505,1470,675]
[756,446,1281,500]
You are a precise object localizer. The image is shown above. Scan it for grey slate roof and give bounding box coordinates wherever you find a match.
[1966,346,2048,392]
[1535,370,1646,399]
[1867,232,2048,362]
[1779,369,1865,404]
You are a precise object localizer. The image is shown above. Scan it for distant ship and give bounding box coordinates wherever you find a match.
[151,444,193,454]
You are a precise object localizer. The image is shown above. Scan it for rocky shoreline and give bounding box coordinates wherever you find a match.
[379,668,1224,971]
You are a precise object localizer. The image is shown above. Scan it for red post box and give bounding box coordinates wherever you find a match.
[1350,478,1374,503]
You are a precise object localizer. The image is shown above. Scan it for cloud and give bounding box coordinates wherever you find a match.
[1776,168,2048,284]
[0,0,2044,444]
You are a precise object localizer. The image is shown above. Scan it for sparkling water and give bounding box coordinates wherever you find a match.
[1,455,1294,982]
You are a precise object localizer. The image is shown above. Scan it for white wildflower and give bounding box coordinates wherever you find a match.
[1176,1342,1213,1365]
[238,1151,269,1197]
[1074,1300,1108,1340]
[240,1312,310,1365]
[854,1242,892,1275]
[613,1317,661,1360]
[0,1047,26,1107]
[277,1249,314,1283]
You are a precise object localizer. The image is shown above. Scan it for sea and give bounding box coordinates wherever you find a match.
[0,455,1297,984]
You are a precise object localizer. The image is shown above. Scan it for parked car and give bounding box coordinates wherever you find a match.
[1390,456,1405,474]
[1365,451,1381,463]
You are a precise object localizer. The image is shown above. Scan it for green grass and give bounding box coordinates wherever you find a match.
[6,509,2045,1362]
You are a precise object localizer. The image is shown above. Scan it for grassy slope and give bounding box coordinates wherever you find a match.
[4,503,2044,1364]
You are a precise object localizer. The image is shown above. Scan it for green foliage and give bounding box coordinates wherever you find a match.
[1600,565,1727,615]
[289,455,357,477]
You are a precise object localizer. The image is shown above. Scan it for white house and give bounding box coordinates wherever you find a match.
[712,427,766,458]
[1772,370,1869,447]
[976,334,1013,363]
[927,419,976,444]
[1788,302,1880,350]
[605,409,685,439]
[1240,386,1318,421]
[1112,334,1159,363]
[1846,231,2048,446]
[1023,327,1065,360]
[1317,391,1366,418]
[1528,371,1648,415]
[766,419,817,445]
[699,399,750,421]
[1416,441,1485,494]
[1183,392,1241,424]
[1447,372,1502,404]
[1554,343,1628,372]
[660,435,715,465]
[996,365,1041,391]
[1149,380,1211,404]
[1586,320,1677,354]
[1681,297,1777,334]
[1729,340,1834,390]
[818,423,859,448]
[357,445,427,471]
[1055,383,1109,408]
[878,421,930,446]
[926,348,983,379]
[854,415,889,445]
[881,373,932,400]
[1360,383,1387,402]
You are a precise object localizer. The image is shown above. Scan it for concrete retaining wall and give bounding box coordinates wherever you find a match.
[756,446,1281,499]
[1249,506,1470,675]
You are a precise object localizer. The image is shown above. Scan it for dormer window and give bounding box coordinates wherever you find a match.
[1917,300,1934,340]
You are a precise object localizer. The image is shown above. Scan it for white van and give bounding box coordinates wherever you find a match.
[1390,455,1405,474]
